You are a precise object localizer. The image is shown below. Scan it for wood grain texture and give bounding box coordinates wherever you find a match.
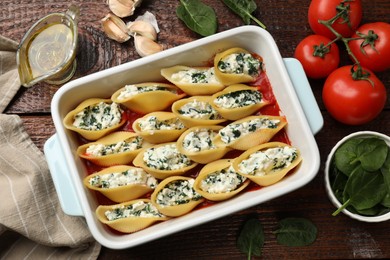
[1,0,390,259]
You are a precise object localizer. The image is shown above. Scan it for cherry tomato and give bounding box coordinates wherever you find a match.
[308,0,362,39]
[348,22,390,72]
[294,35,340,79]
[322,66,387,125]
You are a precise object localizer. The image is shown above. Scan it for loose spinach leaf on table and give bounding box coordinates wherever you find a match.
[333,166,387,216]
[274,218,317,247]
[221,0,266,29]
[176,0,217,37]
[237,218,264,259]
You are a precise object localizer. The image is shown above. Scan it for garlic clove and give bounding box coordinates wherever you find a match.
[134,35,163,57]
[128,20,157,41]
[101,13,131,43]
[107,0,143,18]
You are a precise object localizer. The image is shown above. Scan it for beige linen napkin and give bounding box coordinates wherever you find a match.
[0,35,101,259]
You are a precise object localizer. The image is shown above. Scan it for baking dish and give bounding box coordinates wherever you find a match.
[45,25,323,249]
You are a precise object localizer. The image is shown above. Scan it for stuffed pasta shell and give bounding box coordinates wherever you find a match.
[151,176,204,217]
[133,142,198,179]
[176,125,231,164]
[211,84,270,120]
[160,65,225,95]
[214,47,263,85]
[77,131,150,166]
[96,199,169,233]
[194,159,250,201]
[171,96,227,127]
[63,98,125,140]
[232,142,302,186]
[111,82,186,114]
[213,115,287,150]
[132,112,187,143]
[84,165,158,202]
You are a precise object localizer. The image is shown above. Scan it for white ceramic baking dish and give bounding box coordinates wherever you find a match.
[45,25,323,249]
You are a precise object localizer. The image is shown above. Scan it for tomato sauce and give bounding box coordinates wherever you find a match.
[78,62,291,234]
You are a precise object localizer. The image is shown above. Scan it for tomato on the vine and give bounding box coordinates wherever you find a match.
[308,0,362,39]
[348,22,390,72]
[294,34,340,79]
[322,66,386,125]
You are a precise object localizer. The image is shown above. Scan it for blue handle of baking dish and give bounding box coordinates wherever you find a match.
[43,57,323,217]
[283,58,323,135]
[44,135,84,216]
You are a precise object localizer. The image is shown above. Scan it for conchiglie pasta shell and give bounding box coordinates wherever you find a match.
[171,96,227,127]
[214,47,262,85]
[77,131,151,166]
[176,125,232,164]
[232,142,302,186]
[194,159,251,201]
[96,199,169,233]
[111,82,186,114]
[133,142,198,179]
[211,84,270,120]
[83,165,156,202]
[132,112,187,144]
[151,176,205,217]
[160,65,225,96]
[63,98,126,141]
[213,115,287,150]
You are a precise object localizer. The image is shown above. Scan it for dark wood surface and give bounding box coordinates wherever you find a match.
[2,0,390,259]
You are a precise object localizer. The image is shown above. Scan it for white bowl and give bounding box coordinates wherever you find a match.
[46,25,323,249]
[324,131,390,222]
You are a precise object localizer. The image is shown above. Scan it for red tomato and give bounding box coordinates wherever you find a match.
[294,35,340,79]
[322,66,386,125]
[308,0,362,39]
[348,22,390,72]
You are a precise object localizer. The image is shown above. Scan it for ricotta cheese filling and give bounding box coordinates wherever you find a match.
[156,179,202,207]
[214,90,262,109]
[86,136,144,156]
[89,168,158,189]
[143,144,192,171]
[171,67,220,84]
[138,116,185,133]
[73,102,122,131]
[217,52,262,77]
[238,146,298,176]
[200,165,246,194]
[105,201,164,221]
[182,128,217,152]
[219,117,280,144]
[178,99,222,120]
[117,84,176,100]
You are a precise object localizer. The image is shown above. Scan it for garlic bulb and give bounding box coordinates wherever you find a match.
[134,35,163,57]
[107,0,143,18]
[101,13,130,43]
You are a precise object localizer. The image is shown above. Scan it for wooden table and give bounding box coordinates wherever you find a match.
[2,0,390,258]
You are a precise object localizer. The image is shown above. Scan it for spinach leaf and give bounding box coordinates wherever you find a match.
[176,0,217,37]
[334,138,363,176]
[274,218,317,247]
[380,150,390,207]
[333,166,387,216]
[221,0,266,29]
[237,218,264,259]
[356,138,388,172]
[329,161,348,202]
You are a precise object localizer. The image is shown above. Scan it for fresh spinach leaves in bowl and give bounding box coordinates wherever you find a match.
[325,131,390,222]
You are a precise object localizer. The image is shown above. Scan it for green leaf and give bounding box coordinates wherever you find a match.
[237,218,264,259]
[221,0,266,29]
[176,0,217,37]
[356,138,388,172]
[334,138,363,176]
[274,218,317,246]
[380,150,390,207]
